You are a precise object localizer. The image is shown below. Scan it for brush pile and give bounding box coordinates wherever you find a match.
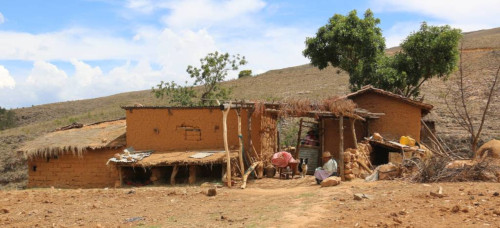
[343,142,373,180]
[278,96,356,118]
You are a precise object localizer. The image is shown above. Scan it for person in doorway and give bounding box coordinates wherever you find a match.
[314,151,338,184]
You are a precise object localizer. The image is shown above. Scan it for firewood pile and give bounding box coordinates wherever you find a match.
[343,142,373,180]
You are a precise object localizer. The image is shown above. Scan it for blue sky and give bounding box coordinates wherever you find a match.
[0,0,499,108]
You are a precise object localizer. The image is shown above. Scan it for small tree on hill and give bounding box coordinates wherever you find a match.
[0,107,16,130]
[238,70,252,78]
[304,10,462,98]
[153,51,247,106]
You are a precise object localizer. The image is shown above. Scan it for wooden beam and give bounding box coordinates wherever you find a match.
[350,118,358,148]
[188,165,197,184]
[294,118,304,159]
[247,108,256,162]
[236,107,245,178]
[339,116,345,181]
[170,164,178,185]
[222,101,232,187]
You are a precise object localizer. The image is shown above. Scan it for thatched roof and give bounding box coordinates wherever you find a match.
[113,150,239,167]
[21,119,126,159]
[346,86,434,116]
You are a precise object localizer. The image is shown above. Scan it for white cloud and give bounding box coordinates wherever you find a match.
[162,0,266,29]
[0,65,15,89]
[126,0,156,13]
[372,0,500,31]
[0,12,4,24]
[26,61,68,88]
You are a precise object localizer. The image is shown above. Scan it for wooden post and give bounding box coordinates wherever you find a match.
[339,116,345,181]
[118,166,123,187]
[222,101,232,187]
[350,118,358,148]
[319,118,325,167]
[294,118,304,159]
[188,165,197,184]
[236,107,245,178]
[170,164,178,185]
[247,108,255,162]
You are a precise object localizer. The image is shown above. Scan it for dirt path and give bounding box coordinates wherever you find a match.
[0,177,499,227]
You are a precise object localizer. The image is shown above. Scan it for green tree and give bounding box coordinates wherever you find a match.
[238,70,252,78]
[304,10,462,98]
[0,107,16,130]
[392,23,462,97]
[303,9,385,91]
[152,81,197,106]
[152,51,246,106]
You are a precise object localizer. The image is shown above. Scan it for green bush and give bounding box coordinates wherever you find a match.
[238,70,252,78]
[0,107,16,130]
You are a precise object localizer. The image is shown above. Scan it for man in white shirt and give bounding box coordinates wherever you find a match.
[314,151,338,184]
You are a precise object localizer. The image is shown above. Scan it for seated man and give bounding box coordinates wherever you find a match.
[314,151,338,184]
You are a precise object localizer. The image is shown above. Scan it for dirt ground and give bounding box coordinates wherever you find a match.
[0,177,499,228]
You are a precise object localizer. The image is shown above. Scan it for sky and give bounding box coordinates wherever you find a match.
[0,0,499,108]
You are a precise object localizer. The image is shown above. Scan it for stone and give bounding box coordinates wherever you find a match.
[320,176,341,187]
[206,188,216,197]
[493,192,499,197]
[0,208,9,214]
[451,205,460,213]
[353,193,366,201]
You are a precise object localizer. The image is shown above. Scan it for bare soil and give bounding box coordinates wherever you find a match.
[0,177,499,227]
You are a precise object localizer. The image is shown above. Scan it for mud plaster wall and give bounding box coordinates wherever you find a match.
[27,148,122,188]
[125,108,274,162]
[259,113,278,166]
[351,93,423,142]
[322,118,366,162]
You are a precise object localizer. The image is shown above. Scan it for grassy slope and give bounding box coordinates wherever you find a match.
[1,28,499,188]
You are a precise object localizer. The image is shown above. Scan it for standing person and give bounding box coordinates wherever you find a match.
[314,151,338,184]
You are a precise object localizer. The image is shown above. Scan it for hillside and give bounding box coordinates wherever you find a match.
[1,27,499,189]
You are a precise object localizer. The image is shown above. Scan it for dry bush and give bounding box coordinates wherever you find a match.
[321,96,356,116]
[278,97,356,118]
[408,156,499,183]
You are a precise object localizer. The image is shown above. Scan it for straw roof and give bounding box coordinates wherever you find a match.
[21,119,126,159]
[346,85,434,115]
[114,150,239,167]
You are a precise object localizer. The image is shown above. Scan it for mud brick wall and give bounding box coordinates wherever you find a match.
[27,148,122,188]
[125,108,268,163]
[351,93,423,142]
[322,118,366,162]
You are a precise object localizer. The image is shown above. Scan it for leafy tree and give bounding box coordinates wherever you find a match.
[153,51,247,106]
[238,70,252,78]
[0,107,16,130]
[304,10,462,98]
[392,23,462,97]
[303,9,385,91]
[152,81,197,106]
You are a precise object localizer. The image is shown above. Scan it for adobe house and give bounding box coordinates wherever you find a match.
[22,120,126,188]
[271,86,433,179]
[20,104,278,188]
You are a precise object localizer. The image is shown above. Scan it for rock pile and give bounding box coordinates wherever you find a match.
[343,142,373,180]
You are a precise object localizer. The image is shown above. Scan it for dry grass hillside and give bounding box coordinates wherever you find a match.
[0,28,499,189]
